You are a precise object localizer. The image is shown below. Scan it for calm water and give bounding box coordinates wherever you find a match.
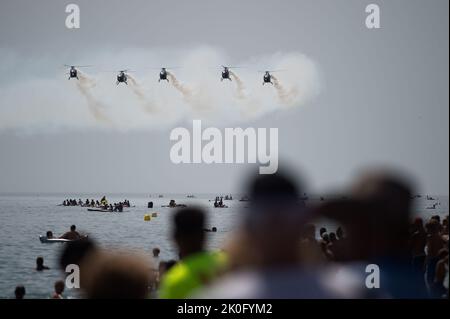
[0,193,448,298]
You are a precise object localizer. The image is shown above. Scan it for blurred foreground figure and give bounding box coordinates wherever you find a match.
[83,251,153,299]
[200,171,335,298]
[158,208,227,298]
[60,237,154,298]
[59,237,98,292]
[319,170,430,298]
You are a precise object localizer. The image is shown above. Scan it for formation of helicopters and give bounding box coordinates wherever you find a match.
[65,65,284,85]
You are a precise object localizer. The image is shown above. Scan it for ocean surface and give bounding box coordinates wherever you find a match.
[0,193,448,298]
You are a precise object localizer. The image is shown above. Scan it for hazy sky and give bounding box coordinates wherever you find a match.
[0,0,448,195]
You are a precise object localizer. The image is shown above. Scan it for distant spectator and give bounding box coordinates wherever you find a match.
[52,280,65,299]
[14,286,26,299]
[36,257,50,271]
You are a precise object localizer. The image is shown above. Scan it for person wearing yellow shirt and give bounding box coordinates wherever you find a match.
[158,208,227,299]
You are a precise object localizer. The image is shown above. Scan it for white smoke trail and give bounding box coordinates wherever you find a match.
[0,47,321,131]
[127,74,146,100]
[127,74,157,113]
[77,72,110,123]
[166,71,215,113]
[271,75,299,106]
[167,72,192,99]
[229,70,246,99]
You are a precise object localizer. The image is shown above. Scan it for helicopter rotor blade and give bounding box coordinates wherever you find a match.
[258,69,285,73]
[116,69,134,73]
[222,65,243,69]
[64,64,93,68]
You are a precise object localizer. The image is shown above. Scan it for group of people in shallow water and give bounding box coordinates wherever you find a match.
[167,199,187,208]
[62,196,131,211]
[14,169,449,299]
[213,196,227,208]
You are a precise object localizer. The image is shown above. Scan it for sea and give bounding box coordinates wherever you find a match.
[0,193,448,298]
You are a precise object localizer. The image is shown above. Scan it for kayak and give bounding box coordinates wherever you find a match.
[88,208,110,212]
[161,204,187,208]
[40,235,88,243]
[39,236,72,243]
[87,208,128,212]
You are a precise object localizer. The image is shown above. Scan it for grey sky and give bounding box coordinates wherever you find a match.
[0,0,448,195]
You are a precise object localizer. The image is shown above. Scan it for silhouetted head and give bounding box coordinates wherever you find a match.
[431,215,441,223]
[54,280,65,294]
[245,170,303,226]
[46,231,53,238]
[173,208,206,258]
[244,170,306,266]
[152,247,160,258]
[70,225,76,231]
[318,170,415,260]
[85,251,152,299]
[15,286,25,299]
[351,171,413,223]
[59,237,97,270]
[319,227,327,237]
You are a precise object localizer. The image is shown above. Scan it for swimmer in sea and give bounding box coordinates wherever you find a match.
[36,256,50,271]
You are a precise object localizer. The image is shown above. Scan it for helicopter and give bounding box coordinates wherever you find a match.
[65,65,91,80]
[220,66,242,81]
[259,70,284,85]
[262,71,273,85]
[159,68,169,82]
[116,70,129,85]
[153,67,181,82]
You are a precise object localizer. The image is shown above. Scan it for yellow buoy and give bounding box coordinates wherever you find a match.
[144,214,151,221]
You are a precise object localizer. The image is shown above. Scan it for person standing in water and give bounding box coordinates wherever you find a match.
[52,280,65,299]
[60,225,81,240]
